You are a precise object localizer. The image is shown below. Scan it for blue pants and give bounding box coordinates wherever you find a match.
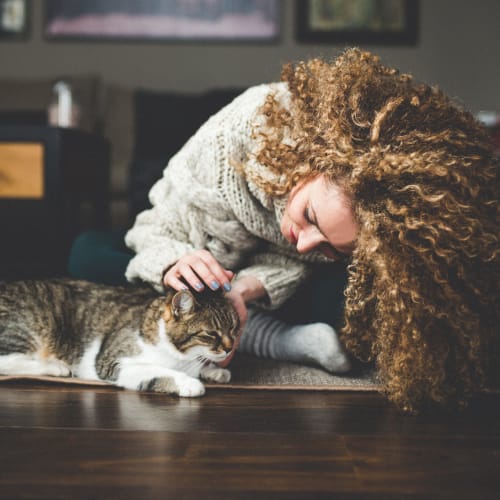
[68,230,133,286]
[68,231,347,327]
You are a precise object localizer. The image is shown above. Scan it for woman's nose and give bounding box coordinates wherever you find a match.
[296,228,324,254]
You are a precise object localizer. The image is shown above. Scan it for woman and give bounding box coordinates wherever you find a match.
[72,48,499,412]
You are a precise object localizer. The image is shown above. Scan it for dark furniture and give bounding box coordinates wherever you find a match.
[129,87,243,219]
[0,126,110,279]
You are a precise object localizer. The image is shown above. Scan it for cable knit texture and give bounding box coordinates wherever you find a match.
[125,83,327,309]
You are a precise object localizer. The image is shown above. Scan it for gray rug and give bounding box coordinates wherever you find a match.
[210,353,380,391]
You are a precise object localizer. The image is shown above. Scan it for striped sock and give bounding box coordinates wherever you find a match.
[238,308,351,373]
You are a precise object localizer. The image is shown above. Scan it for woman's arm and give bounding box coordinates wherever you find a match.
[125,84,275,292]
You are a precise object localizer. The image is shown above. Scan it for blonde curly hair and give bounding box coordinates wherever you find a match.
[251,48,499,412]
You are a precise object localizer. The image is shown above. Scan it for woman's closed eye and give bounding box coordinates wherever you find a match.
[304,205,313,225]
[305,203,351,260]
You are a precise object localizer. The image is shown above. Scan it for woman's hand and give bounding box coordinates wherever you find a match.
[163,249,234,292]
[217,275,267,367]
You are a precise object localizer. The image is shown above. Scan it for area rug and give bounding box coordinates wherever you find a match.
[0,353,381,391]
[216,353,380,391]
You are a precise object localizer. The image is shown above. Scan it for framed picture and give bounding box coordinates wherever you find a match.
[0,0,29,40]
[296,0,419,45]
[44,0,281,42]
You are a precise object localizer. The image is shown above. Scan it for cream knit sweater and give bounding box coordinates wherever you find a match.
[125,82,327,309]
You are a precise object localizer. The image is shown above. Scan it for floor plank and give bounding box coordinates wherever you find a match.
[0,384,499,499]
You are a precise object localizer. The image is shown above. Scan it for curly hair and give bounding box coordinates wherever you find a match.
[251,48,499,413]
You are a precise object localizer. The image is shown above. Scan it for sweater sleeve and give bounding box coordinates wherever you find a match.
[237,251,310,309]
[124,84,272,292]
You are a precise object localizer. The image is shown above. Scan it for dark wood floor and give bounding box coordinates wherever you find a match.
[0,383,499,499]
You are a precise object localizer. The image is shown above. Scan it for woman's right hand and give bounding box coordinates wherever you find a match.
[163,249,234,293]
[217,275,267,367]
[218,286,247,367]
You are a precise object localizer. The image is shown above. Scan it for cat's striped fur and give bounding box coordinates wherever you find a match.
[0,279,240,397]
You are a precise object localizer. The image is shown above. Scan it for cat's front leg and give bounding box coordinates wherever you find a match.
[116,362,206,397]
[200,362,231,384]
[140,374,206,397]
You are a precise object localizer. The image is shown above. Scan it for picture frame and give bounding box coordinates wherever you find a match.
[0,0,29,40]
[296,0,419,45]
[44,0,281,43]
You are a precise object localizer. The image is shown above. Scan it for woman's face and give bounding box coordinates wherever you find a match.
[280,175,358,260]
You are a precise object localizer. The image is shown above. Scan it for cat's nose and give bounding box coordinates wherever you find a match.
[221,336,233,353]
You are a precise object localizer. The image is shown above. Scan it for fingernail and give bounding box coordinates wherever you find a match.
[223,283,232,292]
[195,282,204,290]
[211,281,220,290]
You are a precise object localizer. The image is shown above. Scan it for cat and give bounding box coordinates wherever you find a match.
[0,279,240,397]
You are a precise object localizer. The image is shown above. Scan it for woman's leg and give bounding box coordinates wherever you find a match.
[303,262,348,328]
[67,230,133,286]
[238,307,351,372]
[238,262,351,373]
[275,262,348,328]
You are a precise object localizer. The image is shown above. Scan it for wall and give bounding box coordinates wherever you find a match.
[1,0,499,113]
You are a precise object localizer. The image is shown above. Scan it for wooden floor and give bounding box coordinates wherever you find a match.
[0,383,499,499]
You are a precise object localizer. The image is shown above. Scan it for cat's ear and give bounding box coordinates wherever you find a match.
[171,290,195,317]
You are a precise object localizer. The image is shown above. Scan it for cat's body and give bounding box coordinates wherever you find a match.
[0,279,240,397]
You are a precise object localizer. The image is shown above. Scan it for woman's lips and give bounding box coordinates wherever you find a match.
[290,227,298,245]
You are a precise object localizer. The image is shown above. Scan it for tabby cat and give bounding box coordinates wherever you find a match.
[0,279,240,397]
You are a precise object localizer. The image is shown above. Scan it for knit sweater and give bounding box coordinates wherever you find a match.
[125,82,327,309]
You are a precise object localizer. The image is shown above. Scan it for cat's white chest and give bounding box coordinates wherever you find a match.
[135,320,187,369]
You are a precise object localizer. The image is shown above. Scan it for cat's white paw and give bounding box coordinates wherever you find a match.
[201,365,231,384]
[0,354,71,377]
[44,358,71,377]
[176,375,206,397]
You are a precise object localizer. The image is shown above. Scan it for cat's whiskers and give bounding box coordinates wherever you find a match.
[179,355,206,376]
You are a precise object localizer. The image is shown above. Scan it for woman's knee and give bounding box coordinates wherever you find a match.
[67,230,131,285]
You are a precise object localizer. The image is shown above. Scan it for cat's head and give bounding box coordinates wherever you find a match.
[161,288,240,363]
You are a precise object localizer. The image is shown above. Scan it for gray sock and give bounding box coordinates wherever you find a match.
[239,308,351,373]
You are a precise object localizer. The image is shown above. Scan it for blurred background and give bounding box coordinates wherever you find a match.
[1,1,498,107]
[0,0,499,278]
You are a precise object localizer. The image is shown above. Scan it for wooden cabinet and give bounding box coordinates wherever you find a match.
[0,126,110,279]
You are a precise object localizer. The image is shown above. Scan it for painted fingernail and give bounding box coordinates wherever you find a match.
[195,282,204,290]
[211,281,220,290]
[223,283,232,292]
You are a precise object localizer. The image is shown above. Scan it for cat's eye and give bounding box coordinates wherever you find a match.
[200,331,219,340]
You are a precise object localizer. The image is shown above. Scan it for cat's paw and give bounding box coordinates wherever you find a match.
[140,374,205,397]
[176,375,206,397]
[200,364,231,384]
[45,358,71,377]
